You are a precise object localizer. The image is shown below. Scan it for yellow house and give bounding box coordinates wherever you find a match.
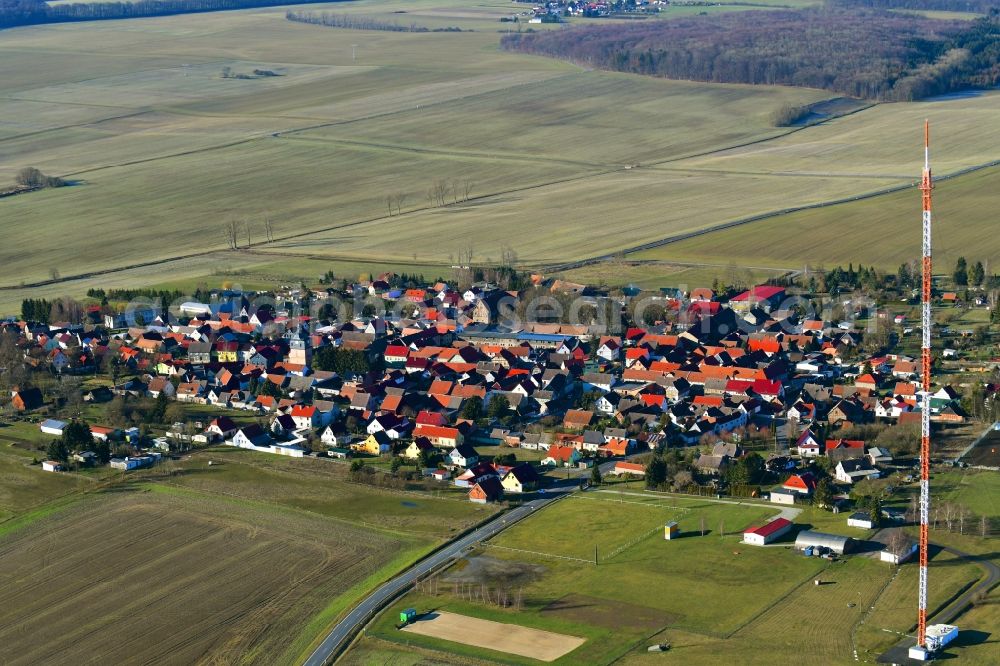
[215,342,240,363]
[501,464,540,494]
[404,438,435,460]
[354,431,391,456]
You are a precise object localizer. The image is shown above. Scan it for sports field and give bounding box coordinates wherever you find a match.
[364,487,997,665]
[401,611,585,662]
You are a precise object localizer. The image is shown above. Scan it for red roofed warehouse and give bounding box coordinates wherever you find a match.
[743,517,793,546]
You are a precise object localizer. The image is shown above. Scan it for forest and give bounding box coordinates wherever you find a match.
[0,0,348,30]
[501,9,1000,100]
[831,0,999,12]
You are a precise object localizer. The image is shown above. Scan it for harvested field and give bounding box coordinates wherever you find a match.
[400,610,586,662]
[964,430,1000,468]
[540,594,672,632]
[0,487,417,666]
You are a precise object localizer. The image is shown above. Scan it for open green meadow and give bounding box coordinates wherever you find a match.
[363,491,844,664]
[359,483,1000,665]
[10,0,1000,311]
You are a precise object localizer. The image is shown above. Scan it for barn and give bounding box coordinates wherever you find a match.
[743,517,792,546]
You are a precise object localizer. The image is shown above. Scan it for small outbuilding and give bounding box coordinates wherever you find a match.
[743,517,793,546]
[41,460,66,472]
[769,489,797,505]
[794,530,855,555]
[664,521,680,540]
[39,419,67,437]
[847,512,875,529]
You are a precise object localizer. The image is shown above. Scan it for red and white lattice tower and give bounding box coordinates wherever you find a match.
[917,120,933,649]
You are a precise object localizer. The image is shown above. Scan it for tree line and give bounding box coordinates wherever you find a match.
[500,9,1000,101]
[0,0,350,30]
[286,10,464,32]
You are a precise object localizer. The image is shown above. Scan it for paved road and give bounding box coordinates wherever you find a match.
[302,492,564,666]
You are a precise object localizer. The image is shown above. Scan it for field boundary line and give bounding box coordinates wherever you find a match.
[576,491,692,512]
[603,524,663,561]
[851,565,902,661]
[481,542,594,564]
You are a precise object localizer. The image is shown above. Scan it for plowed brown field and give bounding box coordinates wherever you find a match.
[0,487,404,665]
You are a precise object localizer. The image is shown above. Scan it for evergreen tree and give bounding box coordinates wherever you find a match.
[46,439,69,462]
[61,420,93,452]
[970,261,985,287]
[645,456,667,489]
[487,394,510,420]
[461,396,484,421]
[590,462,602,486]
[814,478,834,509]
[954,257,968,286]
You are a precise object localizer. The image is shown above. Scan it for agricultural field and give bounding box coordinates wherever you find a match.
[147,446,494,539]
[0,487,426,666]
[13,0,1000,311]
[0,444,495,665]
[633,143,1000,273]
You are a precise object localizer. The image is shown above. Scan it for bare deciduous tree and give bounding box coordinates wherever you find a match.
[223,217,240,250]
[262,214,274,243]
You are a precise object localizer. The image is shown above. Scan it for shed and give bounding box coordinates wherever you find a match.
[847,512,875,529]
[794,530,855,555]
[769,489,797,505]
[664,521,680,540]
[39,419,67,437]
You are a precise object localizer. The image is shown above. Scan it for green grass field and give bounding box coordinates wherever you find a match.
[364,491,837,664]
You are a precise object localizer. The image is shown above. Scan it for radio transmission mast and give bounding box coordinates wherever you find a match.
[917,119,933,651]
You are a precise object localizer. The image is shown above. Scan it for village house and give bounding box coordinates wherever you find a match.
[413,424,463,448]
[542,444,581,467]
[404,437,436,461]
[834,458,881,484]
[469,476,504,504]
[501,463,541,493]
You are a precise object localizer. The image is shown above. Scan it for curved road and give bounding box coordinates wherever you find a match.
[302,493,563,666]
